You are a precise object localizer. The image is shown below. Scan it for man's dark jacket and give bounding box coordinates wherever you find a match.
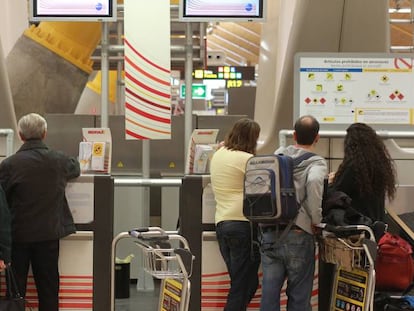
[0,140,80,243]
[0,185,11,262]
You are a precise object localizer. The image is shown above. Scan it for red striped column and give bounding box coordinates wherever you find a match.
[124,0,171,140]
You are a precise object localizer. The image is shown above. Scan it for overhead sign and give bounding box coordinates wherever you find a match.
[193,66,255,80]
[226,80,243,88]
[180,84,207,99]
[294,53,414,130]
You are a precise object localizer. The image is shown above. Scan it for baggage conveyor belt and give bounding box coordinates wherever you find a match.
[386,208,414,243]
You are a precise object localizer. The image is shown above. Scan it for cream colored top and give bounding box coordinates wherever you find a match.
[210,147,253,224]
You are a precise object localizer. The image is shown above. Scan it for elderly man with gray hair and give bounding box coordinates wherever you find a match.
[0,113,80,311]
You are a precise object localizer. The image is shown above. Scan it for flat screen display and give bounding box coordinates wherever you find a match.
[29,0,117,22]
[179,0,266,22]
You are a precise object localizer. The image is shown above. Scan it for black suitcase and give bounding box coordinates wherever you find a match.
[374,292,414,310]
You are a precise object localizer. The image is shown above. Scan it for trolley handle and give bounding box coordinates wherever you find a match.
[318,223,376,241]
[174,248,194,277]
[129,226,166,234]
[129,227,170,241]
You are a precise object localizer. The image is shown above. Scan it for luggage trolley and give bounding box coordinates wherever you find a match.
[129,227,195,311]
[317,224,378,311]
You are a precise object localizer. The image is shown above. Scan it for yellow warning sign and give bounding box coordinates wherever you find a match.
[93,142,104,156]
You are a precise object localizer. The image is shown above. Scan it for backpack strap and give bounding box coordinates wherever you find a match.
[292,151,316,210]
[292,152,316,167]
[271,152,316,241]
[274,221,296,242]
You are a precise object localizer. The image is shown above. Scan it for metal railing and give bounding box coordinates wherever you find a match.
[278,129,414,147]
[0,129,14,157]
[389,1,414,52]
[113,177,182,187]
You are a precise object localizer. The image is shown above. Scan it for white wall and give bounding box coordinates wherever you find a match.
[255,0,389,154]
[0,0,29,56]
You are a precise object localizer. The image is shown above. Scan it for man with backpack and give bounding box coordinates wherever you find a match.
[259,115,327,311]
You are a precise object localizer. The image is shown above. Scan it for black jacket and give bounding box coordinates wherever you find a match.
[0,185,11,262]
[0,140,80,243]
[329,165,385,222]
[322,190,372,227]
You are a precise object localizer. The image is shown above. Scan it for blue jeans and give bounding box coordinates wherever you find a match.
[259,228,315,311]
[216,221,260,311]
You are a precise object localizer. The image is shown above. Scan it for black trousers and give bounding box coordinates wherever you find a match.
[12,240,60,311]
[318,260,335,311]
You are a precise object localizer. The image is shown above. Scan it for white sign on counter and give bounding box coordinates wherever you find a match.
[66,176,94,223]
[202,183,216,224]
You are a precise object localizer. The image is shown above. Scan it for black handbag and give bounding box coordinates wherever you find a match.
[0,265,26,311]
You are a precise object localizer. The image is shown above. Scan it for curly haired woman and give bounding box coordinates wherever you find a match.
[320,123,398,311]
[328,122,397,221]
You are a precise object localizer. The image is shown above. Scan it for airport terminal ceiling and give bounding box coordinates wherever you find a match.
[1,0,413,69]
[0,0,414,144]
[177,0,414,69]
[77,0,414,70]
[18,0,414,77]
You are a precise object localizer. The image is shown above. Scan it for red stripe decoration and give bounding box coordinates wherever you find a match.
[125,71,170,100]
[1,274,93,310]
[124,39,170,75]
[124,0,171,140]
[125,87,171,114]
[201,273,319,310]
[125,55,170,86]
[201,271,262,310]
[125,102,170,124]
[201,253,320,310]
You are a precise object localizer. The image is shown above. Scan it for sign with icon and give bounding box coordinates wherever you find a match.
[295,53,414,129]
[79,128,112,174]
[180,84,207,99]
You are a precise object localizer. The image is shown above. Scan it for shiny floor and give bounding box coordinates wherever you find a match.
[115,280,161,311]
[113,276,414,311]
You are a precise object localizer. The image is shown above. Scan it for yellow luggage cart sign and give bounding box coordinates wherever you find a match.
[332,267,368,311]
[160,278,183,311]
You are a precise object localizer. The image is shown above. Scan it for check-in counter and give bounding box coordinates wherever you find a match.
[17,175,114,311]
[59,231,94,310]
[179,175,319,311]
[180,131,414,310]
